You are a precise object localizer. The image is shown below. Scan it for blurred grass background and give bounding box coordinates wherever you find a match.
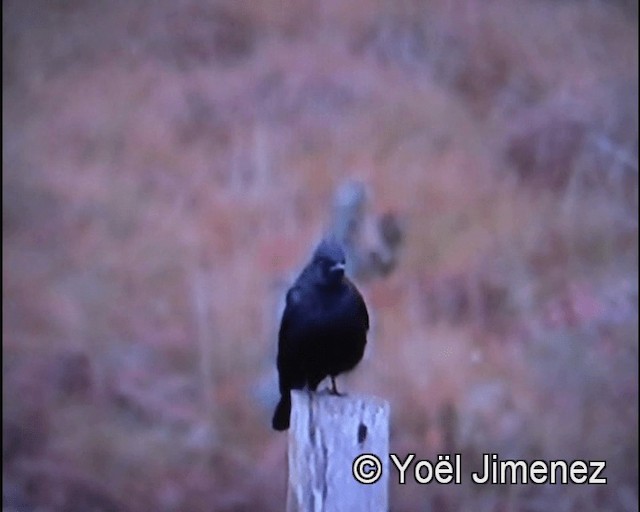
[2,0,638,511]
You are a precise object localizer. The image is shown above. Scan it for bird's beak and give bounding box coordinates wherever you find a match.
[330,262,346,275]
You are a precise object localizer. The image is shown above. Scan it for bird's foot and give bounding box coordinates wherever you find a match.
[329,377,345,396]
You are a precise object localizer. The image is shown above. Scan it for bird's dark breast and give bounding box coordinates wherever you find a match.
[285,290,367,386]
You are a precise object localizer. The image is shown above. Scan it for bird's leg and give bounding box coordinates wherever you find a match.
[329,376,344,396]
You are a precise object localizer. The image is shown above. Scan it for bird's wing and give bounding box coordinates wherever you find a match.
[276,285,308,391]
[359,288,370,331]
[278,286,302,352]
[347,278,370,331]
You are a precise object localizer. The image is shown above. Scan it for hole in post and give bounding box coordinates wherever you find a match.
[357,423,367,444]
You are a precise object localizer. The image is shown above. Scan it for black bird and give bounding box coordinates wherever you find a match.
[272,238,370,431]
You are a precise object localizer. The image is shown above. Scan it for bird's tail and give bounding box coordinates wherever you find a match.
[272,392,291,431]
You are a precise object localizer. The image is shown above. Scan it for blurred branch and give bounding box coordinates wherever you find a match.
[191,267,218,456]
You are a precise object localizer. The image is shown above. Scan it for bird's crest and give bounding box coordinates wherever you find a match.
[313,237,345,263]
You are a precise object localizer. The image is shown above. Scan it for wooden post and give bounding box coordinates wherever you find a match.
[287,390,390,512]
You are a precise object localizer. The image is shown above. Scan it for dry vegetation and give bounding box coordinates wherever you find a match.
[3,0,638,511]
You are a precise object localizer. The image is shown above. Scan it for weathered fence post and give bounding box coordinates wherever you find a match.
[287,390,390,512]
